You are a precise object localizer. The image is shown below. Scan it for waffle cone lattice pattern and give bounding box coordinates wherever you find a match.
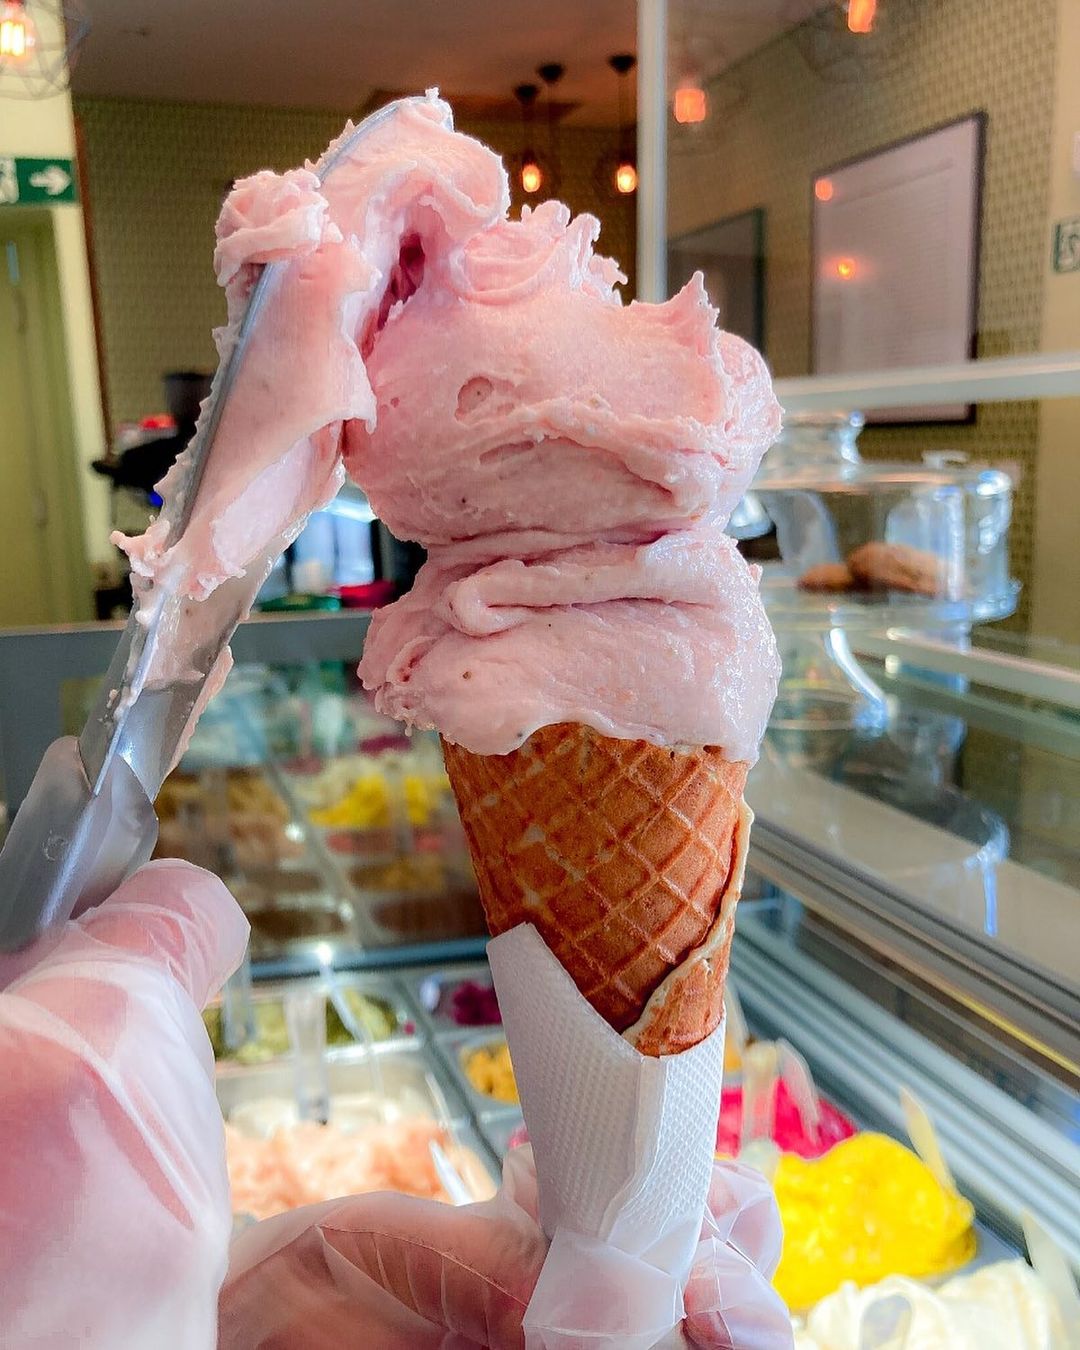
[443,723,747,1038]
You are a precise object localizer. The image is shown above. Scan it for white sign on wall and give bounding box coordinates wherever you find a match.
[812,115,984,422]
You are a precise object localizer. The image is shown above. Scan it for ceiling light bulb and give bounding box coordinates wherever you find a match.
[0,0,35,62]
[521,160,543,194]
[847,0,877,34]
[615,161,638,195]
[815,178,835,202]
[673,85,708,125]
[835,257,857,280]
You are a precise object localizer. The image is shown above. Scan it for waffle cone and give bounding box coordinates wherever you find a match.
[443,723,751,1057]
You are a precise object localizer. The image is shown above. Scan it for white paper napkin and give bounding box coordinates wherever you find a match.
[488,922,726,1350]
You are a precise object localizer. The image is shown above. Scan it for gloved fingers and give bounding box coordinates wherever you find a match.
[0,860,248,1081]
[701,1159,784,1277]
[0,860,248,1010]
[0,925,66,991]
[222,1187,548,1350]
[523,1227,684,1350]
[329,1197,544,1348]
[0,862,237,1349]
[682,1239,793,1350]
[72,859,249,1007]
[499,1143,541,1222]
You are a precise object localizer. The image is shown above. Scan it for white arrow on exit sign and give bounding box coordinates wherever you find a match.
[28,165,71,196]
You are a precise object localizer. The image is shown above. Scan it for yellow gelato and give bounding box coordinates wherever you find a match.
[308,769,452,829]
[724,1037,743,1075]
[309,774,390,828]
[463,1040,519,1104]
[773,1133,976,1310]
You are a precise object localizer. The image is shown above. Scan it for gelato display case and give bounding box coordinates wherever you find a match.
[0,610,1077,1326]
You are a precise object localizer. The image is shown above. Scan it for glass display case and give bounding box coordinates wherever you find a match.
[0,612,489,970]
[1,608,1077,1317]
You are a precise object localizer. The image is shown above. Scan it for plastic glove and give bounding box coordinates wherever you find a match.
[682,1161,793,1348]
[220,1145,791,1350]
[0,859,248,1349]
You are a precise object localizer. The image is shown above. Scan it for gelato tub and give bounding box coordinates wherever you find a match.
[215,1042,467,1130]
[413,965,501,1033]
[205,977,414,1064]
[446,1031,521,1114]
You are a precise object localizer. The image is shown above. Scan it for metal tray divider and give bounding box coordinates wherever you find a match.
[393,962,522,1158]
[260,755,387,949]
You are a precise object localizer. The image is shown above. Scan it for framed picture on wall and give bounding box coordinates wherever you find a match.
[668,208,765,351]
[811,113,985,423]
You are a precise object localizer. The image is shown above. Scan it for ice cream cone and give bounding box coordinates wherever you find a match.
[442,722,752,1057]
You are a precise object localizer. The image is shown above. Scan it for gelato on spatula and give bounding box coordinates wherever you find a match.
[115,98,506,611]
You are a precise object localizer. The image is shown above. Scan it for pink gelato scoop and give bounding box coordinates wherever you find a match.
[353,185,782,756]
[715,1081,857,1160]
[346,203,778,545]
[360,529,778,758]
[114,92,781,759]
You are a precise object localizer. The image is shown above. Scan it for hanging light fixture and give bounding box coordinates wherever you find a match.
[668,3,750,159]
[536,61,565,194]
[609,53,637,196]
[615,161,638,195]
[846,0,877,33]
[0,1,36,62]
[0,0,89,96]
[786,0,909,83]
[671,6,707,125]
[514,83,543,195]
[673,80,707,125]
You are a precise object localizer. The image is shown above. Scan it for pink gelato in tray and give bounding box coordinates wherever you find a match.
[418,972,501,1027]
[716,1079,856,1159]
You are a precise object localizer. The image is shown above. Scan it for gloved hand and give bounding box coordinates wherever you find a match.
[220,1143,791,1349]
[0,854,791,1350]
[0,859,248,1350]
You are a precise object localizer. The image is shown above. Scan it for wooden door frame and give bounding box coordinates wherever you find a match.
[1,208,92,623]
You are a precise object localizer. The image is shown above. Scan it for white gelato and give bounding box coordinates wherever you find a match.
[793,1260,1068,1350]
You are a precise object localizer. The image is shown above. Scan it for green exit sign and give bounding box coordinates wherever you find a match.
[0,155,78,206]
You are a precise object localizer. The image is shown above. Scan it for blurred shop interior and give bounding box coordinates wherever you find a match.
[1,0,1079,1330]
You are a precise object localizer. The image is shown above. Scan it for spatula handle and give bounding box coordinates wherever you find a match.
[0,737,157,950]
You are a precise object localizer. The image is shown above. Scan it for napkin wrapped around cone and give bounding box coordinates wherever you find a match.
[443,723,751,1057]
[444,723,755,1347]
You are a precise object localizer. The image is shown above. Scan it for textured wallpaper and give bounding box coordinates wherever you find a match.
[668,0,1059,629]
[74,96,636,424]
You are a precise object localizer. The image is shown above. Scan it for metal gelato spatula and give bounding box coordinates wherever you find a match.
[0,100,401,950]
